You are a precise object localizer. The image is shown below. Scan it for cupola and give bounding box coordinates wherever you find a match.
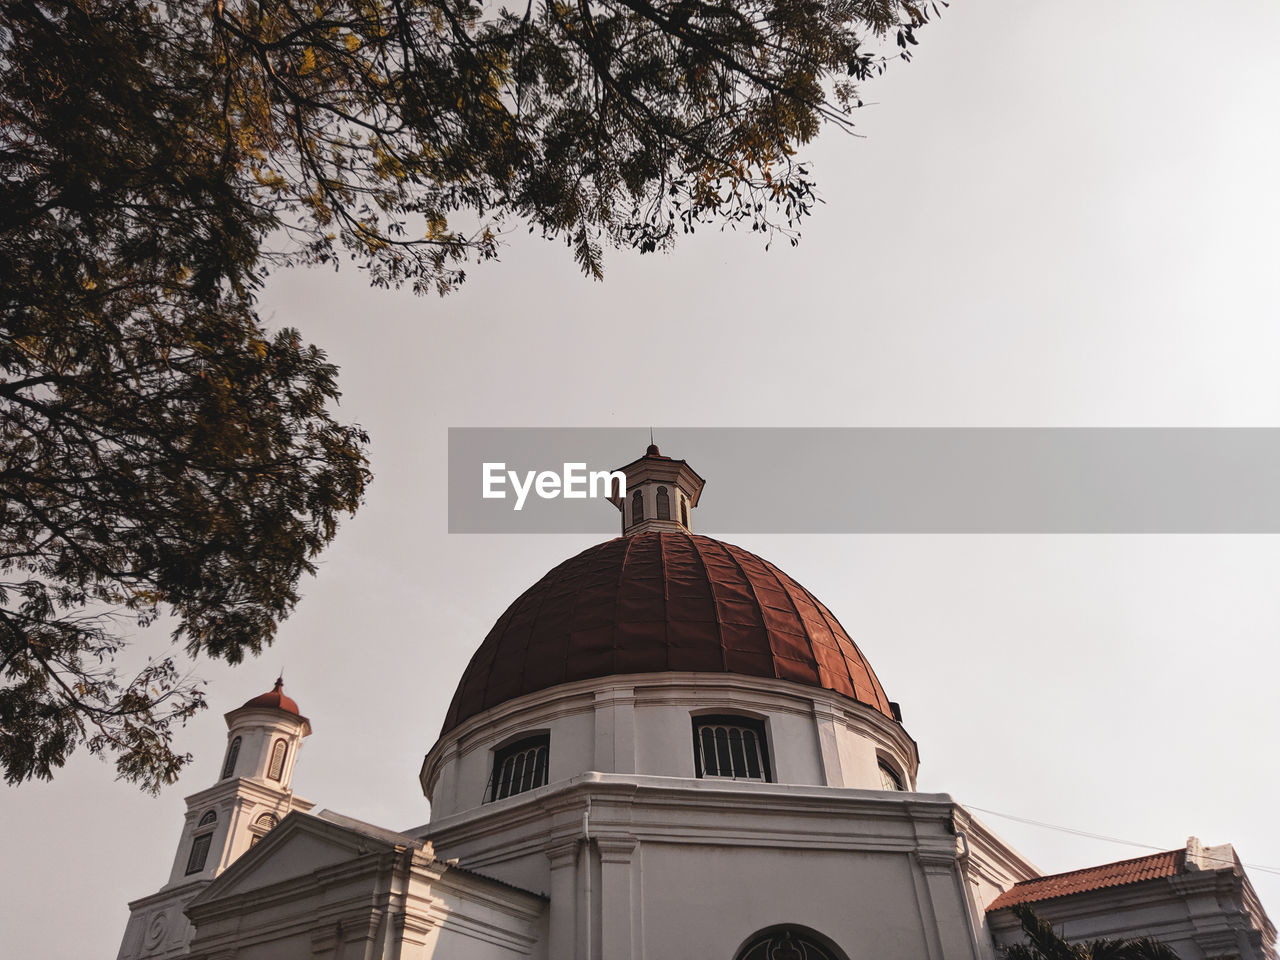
[608,443,706,534]
[220,678,311,789]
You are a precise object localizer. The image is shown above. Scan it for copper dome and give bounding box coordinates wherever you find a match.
[239,678,301,716]
[441,532,895,733]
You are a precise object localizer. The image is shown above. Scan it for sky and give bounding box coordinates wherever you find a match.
[5,2,1280,956]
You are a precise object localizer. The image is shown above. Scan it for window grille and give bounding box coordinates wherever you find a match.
[878,761,904,791]
[631,489,644,524]
[220,736,241,779]
[267,739,287,781]
[249,813,278,847]
[692,716,770,781]
[656,486,671,520]
[487,734,549,802]
[737,928,841,960]
[185,833,212,875]
[197,810,217,827]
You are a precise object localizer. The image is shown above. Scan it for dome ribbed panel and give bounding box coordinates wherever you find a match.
[440,532,894,732]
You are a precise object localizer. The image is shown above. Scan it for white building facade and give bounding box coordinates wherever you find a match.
[118,448,1276,960]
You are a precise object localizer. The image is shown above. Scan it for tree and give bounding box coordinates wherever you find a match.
[1,0,933,790]
[1002,904,1180,960]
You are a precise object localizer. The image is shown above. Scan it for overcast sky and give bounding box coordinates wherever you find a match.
[6,2,1280,956]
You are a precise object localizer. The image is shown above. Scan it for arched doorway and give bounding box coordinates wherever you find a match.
[734,926,848,960]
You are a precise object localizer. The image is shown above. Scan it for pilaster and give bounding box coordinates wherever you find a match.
[593,687,637,774]
[597,837,639,960]
[811,699,845,787]
[915,842,981,960]
[547,840,582,960]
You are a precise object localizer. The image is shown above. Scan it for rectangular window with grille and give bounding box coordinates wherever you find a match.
[486,734,550,802]
[692,715,771,782]
[185,833,213,874]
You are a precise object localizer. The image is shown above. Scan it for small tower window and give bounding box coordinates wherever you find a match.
[197,810,217,827]
[656,485,671,520]
[249,813,279,847]
[220,736,241,780]
[267,739,288,781]
[878,760,905,791]
[185,833,213,875]
[680,497,689,527]
[631,489,644,524]
[487,734,549,802]
[692,715,771,782]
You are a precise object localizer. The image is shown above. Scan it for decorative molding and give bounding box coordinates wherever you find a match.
[546,840,580,871]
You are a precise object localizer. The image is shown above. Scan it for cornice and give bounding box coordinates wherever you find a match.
[126,879,210,912]
[426,772,964,860]
[952,806,1041,885]
[181,776,314,812]
[222,705,311,736]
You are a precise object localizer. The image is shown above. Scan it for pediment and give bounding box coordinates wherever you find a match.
[190,811,412,904]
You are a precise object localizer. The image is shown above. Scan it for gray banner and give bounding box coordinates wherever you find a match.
[448,428,1280,533]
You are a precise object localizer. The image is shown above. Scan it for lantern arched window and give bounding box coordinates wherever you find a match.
[656,486,671,520]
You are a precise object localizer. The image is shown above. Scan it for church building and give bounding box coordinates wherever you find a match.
[117,447,1277,960]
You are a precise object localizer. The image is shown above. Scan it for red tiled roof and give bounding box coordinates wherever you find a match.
[441,532,896,733]
[987,849,1186,911]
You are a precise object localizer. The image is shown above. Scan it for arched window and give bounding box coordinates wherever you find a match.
[220,736,241,779]
[878,760,904,791]
[267,739,288,781]
[680,497,689,527]
[197,810,217,827]
[656,486,671,520]
[631,489,644,524]
[487,734,549,803]
[692,715,770,782]
[736,927,845,960]
[249,813,279,847]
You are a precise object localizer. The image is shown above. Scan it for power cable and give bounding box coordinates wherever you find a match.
[962,803,1280,878]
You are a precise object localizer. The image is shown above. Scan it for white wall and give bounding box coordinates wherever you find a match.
[422,673,920,821]
[425,774,994,960]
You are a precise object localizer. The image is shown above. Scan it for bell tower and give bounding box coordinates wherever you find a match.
[609,443,706,535]
[117,680,315,960]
